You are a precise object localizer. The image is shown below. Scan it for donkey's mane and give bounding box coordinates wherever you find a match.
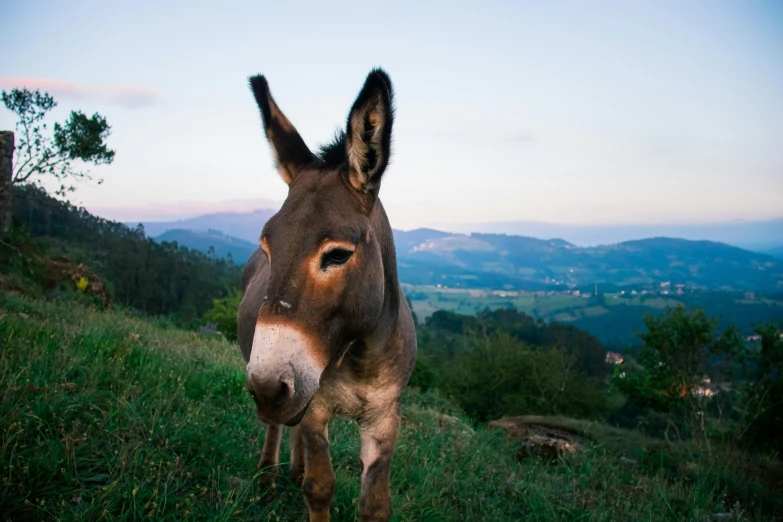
[316,130,347,168]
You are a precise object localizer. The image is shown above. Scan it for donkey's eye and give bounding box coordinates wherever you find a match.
[321,248,354,270]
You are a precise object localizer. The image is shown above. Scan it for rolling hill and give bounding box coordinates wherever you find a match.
[395,230,782,292]
[447,217,783,250]
[156,229,257,263]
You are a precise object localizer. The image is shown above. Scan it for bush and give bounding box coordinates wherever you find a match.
[438,331,607,422]
[407,353,438,392]
[203,288,243,341]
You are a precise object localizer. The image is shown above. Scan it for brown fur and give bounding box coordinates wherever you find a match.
[238,69,416,521]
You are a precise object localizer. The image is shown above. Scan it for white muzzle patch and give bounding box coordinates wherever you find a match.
[247,324,324,423]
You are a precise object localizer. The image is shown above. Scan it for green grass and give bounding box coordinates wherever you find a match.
[1,292,780,521]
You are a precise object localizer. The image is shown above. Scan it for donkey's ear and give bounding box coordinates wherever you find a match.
[249,74,315,185]
[344,68,394,200]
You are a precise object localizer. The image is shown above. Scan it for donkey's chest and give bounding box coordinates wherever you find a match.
[314,372,402,419]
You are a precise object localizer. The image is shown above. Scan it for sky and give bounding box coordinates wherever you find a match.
[1,0,782,231]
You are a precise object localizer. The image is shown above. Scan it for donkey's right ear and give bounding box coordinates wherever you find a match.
[249,75,315,185]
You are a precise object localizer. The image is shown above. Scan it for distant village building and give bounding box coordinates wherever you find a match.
[691,386,716,397]
[492,290,519,297]
[605,352,624,365]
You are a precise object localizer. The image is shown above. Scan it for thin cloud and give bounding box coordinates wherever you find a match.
[88,198,284,222]
[510,131,535,143]
[417,126,537,145]
[0,77,162,109]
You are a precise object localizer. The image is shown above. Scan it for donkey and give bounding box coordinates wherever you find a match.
[237,68,417,522]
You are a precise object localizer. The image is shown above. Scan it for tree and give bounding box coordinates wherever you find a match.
[742,322,783,452]
[614,306,743,444]
[0,88,114,209]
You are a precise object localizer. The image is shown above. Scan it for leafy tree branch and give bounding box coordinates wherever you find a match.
[1,88,115,196]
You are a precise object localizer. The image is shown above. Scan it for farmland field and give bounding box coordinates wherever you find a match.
[404,284,783,347]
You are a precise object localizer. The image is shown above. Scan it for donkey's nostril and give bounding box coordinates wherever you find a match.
[273,378,295,407]
[249,374,295,407]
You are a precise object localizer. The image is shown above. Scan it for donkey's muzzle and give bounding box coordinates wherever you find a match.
[246,324,325,425]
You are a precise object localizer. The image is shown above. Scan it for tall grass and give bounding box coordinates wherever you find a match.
[0,293,778,520]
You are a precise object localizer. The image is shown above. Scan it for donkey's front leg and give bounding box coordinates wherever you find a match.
[358,403,401,522]
[289,424,305,485]
[301,409,336,522]
[258,423,282,489]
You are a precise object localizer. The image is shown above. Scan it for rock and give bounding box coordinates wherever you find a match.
[517,433,584,460]
[489,416,586,460]
[83,473,111,483]
[227,475,249,490]
[406,409,475,436]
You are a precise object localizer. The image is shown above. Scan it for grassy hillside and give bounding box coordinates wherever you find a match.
[5,185,242,326]
[1,292,780,520]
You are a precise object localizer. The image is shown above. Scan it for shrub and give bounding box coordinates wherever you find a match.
[203,288,243,341]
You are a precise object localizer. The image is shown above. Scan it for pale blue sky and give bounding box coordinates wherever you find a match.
[1,0,781,229]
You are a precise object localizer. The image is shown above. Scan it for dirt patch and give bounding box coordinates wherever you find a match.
[489,416,586,460]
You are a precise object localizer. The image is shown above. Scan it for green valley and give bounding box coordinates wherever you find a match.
[405,284,783,347]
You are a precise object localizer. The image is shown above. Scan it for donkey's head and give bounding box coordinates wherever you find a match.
[245,69,395,425]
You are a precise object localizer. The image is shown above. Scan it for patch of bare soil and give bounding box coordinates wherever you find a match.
[489,416,586,460]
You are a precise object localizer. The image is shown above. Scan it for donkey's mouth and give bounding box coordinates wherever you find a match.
[283,398,312,426]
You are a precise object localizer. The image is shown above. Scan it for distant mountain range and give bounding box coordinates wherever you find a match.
[128,212,782,253]
[767,245,783,260]
[442,218,783,252]
[126,209,275,243]
[128,210,783,293]
[394,230,782,292]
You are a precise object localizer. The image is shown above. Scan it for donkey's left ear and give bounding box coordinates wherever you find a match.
[249,74,315,185]
[344,68,394,201]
